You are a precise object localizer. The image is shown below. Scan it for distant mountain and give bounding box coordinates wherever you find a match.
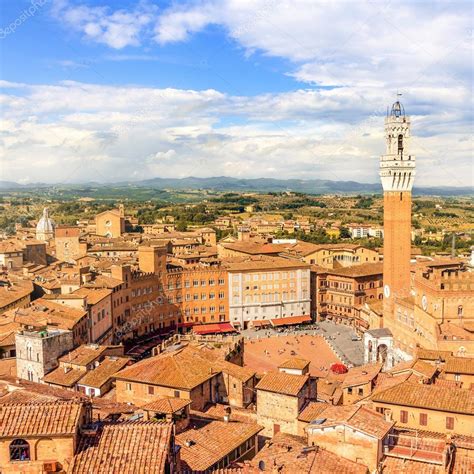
[0,177,472,196]
[132,176,473,196]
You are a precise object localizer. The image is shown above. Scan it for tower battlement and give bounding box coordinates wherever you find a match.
[380,101,416,192]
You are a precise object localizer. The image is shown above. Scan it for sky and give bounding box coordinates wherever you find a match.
[0,0,472,186]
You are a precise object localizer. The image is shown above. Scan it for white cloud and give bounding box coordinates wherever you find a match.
[0,80,472,186]
[52,0,158,49]
[3,1,470,187]
[154,0,472,89]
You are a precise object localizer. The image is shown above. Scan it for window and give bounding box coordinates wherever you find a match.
[400,410,408,423]
[126,383,132,391]
[148,386,155,395]
[419,413,428,426]
[218,278,225,285]
[358,388,363,396]
[10,439,30,461]
[446,417,454,430]
[347,387,353,394]
[174,390,180,398]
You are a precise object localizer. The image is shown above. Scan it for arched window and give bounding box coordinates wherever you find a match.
[10,439,30,461]
[398,134,403,153]
[26,342,32,361]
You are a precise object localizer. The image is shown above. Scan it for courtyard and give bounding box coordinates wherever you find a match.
[241,320,365,375]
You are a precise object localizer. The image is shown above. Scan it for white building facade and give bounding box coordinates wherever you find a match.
[227,260,311,329]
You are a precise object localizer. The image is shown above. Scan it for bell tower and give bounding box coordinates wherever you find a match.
[380,99,416,322]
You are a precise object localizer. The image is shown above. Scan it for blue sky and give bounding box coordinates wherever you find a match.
[0,0,472,186]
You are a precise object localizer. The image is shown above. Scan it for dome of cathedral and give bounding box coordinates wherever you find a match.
[36,207,55,234]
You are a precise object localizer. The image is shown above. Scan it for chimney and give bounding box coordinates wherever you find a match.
[223,406,232,423]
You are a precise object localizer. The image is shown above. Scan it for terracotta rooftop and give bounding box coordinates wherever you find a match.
[444,356,474,375]
[372,381,474,415]
[84,275,123,289]
[176,419,262,472]
[452,455,474,474]
[0,388,57,405]
[70,422,173,473]
[298,401,329,423]
[71,287,112,305]
[222,255,309,272]
[118,344,254,389]
[220,242,289,256]
[382,456,444,473]
[416,348,452,362]
[256,371,309,397]
[341,363,382,388]
[306,405,394,439]
[245,432,367,473]
[0,279,33,309]
[0,400,84,437]
[1,298,86,333]
[115,347,217,390]
[59,344,123,367]
[43,366,85,388]
[77,356,131,389]
[0,240,24,253]
[141,397,191,414]
[373,372,412,395]
[389,359,437,379]
[278,357,310,371]
[321,262,383,278]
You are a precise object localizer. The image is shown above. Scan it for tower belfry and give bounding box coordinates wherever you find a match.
[380,99,416,322]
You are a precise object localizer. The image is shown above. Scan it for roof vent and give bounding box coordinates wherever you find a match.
[185,439,195,447]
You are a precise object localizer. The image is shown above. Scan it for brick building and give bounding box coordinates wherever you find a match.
[95,207,125,238]
[0,400,91,473]
[256,371,316,436]
[114,344,256,410]
[54,226,86,263]
[313,262,383,327]
[371,380,473,437]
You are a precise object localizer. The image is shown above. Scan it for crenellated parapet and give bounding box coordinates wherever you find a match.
[380,101,416,192]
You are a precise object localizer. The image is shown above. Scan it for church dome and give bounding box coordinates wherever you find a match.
[36,207,55,235]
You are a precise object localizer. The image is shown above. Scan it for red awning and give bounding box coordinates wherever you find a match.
[270,315,312,327]
[177,322,195,328]
[192,322,237,335]
[251,320,271,328]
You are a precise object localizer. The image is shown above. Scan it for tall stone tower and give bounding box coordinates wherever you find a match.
[380,100,416,321]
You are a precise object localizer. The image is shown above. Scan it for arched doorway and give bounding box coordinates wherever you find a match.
[377,344,388,364]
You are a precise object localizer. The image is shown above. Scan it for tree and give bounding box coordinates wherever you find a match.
[339,227,352,239]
